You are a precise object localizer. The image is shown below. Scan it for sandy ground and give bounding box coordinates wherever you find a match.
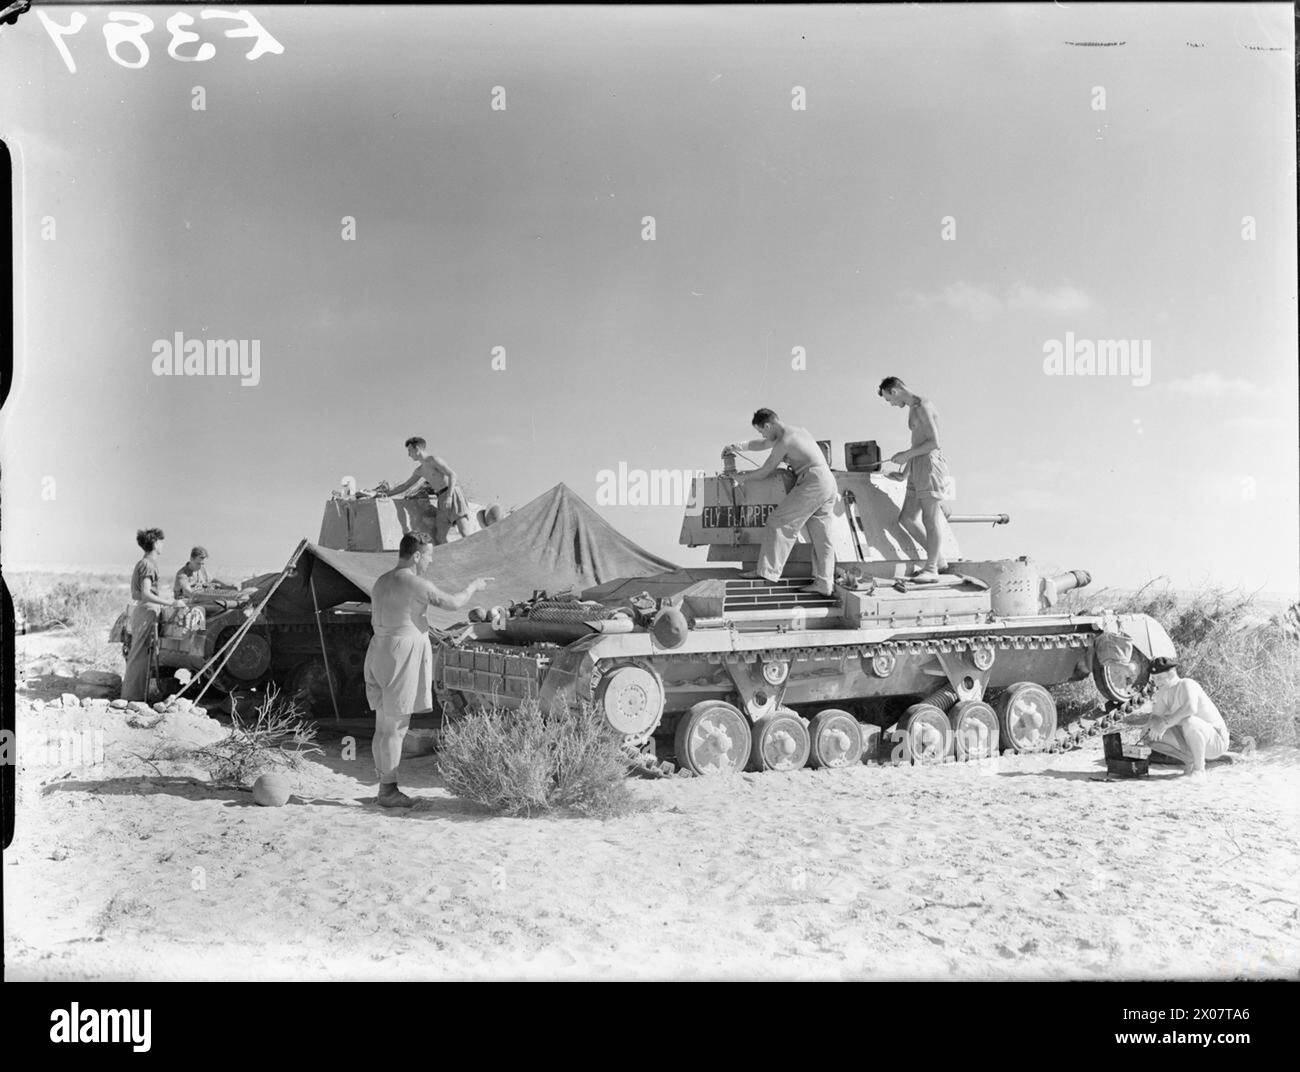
[6,686,1298,981]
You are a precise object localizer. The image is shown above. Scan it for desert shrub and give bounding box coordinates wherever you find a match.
[1053,581,1299,747]
[437,698,635,818]
[10,572,129,632]
[190,684,323,786]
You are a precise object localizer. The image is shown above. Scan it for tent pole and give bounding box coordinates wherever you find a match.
[310,573,342,723]
[190,540,308,709]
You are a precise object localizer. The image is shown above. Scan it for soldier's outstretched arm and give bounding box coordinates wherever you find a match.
[734,438,788,485]
[424,576,494,611]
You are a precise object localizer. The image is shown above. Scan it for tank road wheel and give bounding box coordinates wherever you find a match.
[1093,648,1151,704]
[897,703,953,765]
[749,709,811,773]
[674,701,752,776]
[807,709,864,769]
[595,662,666,739]
[949,700,1000,761]
[994,682,1057,753]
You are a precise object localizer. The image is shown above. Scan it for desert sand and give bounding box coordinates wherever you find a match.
[6,689,1297,981]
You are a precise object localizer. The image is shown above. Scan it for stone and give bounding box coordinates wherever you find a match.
[83,698,110,710]
[25,659,53,677]
[30,699,46,713]
[127,702,154,714]
[401,728,439,758]
[153,703,169,714]
[110,699,128,710]
[60,693,80,709]
[76,669,122,688]
[172,698,194,713]
[251,772,292,807]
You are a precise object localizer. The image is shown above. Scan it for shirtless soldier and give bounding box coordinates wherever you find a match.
[723,408,838,597]
[377,436,472,544]
[878,376,956,584]
[365,531,492,808]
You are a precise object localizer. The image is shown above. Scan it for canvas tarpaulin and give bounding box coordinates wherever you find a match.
[250,483,680,629]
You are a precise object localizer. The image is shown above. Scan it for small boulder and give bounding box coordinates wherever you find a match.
[127,701,154,714]
[110,699,128,710]
[252,772,292,807]
[153,702,169,714]
[60,693,80,709]
[77,669,122,688]
[172,698,194,713]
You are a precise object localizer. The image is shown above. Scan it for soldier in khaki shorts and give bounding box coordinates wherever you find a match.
[878,376,955,583]
[376,435,473,545]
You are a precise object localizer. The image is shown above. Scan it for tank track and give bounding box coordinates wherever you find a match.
[1046,681,1157,754]
[604,630,1098,778]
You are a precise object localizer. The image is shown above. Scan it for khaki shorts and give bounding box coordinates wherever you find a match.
[906,450,955,503]
[435,485,470,523]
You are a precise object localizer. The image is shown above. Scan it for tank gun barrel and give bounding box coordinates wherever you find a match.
[1048,569,1091,595]
[947,513,1010,526]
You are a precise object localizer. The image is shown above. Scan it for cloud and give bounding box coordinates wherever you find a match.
[1163,372,1264,399]
[903,281,1003,322]
[1006,284,1093,315]
[903,282,1094,321]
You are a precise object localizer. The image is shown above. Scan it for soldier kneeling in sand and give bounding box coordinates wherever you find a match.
[1126,657,1238,778]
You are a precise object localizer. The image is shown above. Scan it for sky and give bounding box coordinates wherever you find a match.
[1,3,1296,595]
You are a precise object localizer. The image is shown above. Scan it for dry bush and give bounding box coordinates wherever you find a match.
[437,698,636,818]
[1053,582,1299,747]
[10,572,129,632]
[190,684,323,787]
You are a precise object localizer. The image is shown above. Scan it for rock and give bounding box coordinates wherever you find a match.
[76,669,122,688]
[60,693,80,709]
[110,699,128,710]
[401,728,439,758]
[82,698,110,710]
[252,772,292,807]
[153,703,169,714]
[172,698,194,713]
[30,699,46,713]
[127,702,154,714]
[25,659,53,677]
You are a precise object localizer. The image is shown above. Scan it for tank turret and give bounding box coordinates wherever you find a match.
[319,493,484,551]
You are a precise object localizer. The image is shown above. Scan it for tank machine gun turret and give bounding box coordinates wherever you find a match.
[428,437,1174,775]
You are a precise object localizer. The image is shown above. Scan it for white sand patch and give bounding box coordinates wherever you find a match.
[5,700,1297,980]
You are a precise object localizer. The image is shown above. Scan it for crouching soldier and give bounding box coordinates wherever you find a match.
[1127,657,1237,777]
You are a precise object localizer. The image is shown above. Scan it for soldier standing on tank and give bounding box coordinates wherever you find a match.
[878,376,955,584]
[376,436,473,545]
[722,407,838,597]
[364,531,492,807]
